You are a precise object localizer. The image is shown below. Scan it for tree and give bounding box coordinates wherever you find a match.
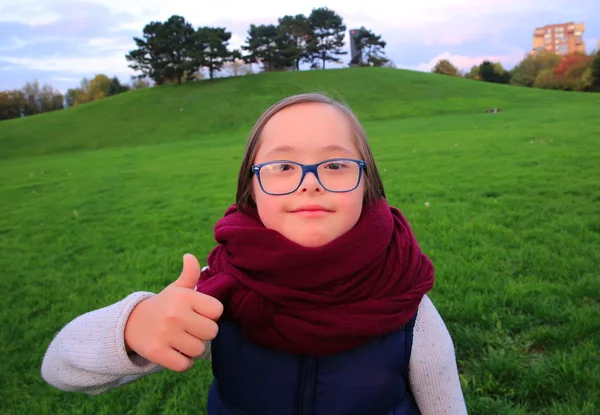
[581,67,593,91]
[510,51,562,87]
[40,84,64,112]
[510,54,539,87]
[190,27,233,79]
[222,58,254,77]
[108,77,130,96]
[306,7,347,69]
[533,69,559,89]
[21,80,64,115]
[553,53,592,79]
[242,24,294,71]
[63,74,112,107]
[478,60,510,84]
[526,53,595,91]
[21,81,41,116]
[0,90,24,120]
[494,62,511,84]
[565,60,593,91]
[588,52,600,92]
[130,76,152,89]
[73,75,110,104]
[432,59,460,77]
[126,15,195,85]
[278,14,312,70]
[65,88,79,108]
[537,50,562,70]
[464,65,480,80]
[89,74,111,100]
[350,27,388,67]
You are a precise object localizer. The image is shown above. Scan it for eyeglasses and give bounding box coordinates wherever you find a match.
[251,158,366,196]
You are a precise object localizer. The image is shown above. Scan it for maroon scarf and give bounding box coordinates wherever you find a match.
[196,198,434,356]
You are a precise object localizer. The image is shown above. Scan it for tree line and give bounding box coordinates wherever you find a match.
[125,7,389,85]
[3,5,599,122]
[432,49,600,92]
[1,6,390,121]
[0,75,150,121]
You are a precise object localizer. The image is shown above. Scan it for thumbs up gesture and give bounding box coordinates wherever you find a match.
[124,254,223,372]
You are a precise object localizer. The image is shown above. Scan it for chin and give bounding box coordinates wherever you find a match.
[285,229,338,248]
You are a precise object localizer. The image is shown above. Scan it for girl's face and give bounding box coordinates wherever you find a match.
[252,102,365,248]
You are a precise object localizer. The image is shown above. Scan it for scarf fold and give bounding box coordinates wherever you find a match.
[196,198,434,356]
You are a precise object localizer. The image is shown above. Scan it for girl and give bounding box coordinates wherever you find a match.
[42,93,468,414]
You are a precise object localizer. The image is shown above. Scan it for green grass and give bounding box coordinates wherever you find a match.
[1,67,599,414]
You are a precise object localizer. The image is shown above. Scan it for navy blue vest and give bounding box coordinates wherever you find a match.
[206,312,420,415]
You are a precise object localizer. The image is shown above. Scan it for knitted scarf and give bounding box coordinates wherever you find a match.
[196,198,434,355]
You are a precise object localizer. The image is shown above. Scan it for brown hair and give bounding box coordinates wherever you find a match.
[236,92,386,208]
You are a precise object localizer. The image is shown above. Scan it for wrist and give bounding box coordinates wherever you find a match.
[124,298,148,354]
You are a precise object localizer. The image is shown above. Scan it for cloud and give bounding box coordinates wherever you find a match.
[0,0,598,91]
[0,55,132,76]
[0,1,136,37]
[30,0,563,48]
[91,0,566,26]
[407,49,527,73]
[0,2,62,26]
[0,35,55,52]
[50,76,83,83]
[0,0,141,86]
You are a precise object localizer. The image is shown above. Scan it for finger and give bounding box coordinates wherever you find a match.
[171,332,207,359]
[182,311,220,341]
[159,348,194,373]
[173,253,201,289]
[190,292,224,321]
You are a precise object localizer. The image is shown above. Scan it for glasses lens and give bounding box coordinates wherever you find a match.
[259,162,303,194]
[317,160,360,191]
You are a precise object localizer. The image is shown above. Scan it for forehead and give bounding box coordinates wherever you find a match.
[256,102,359,160]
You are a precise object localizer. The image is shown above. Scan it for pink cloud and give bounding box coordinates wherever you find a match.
[407,49,527,72]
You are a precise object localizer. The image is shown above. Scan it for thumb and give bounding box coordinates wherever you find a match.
[173,253,201,289]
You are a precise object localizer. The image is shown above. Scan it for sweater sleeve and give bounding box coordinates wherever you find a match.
[409,295,468,414]
[40,291,212,395]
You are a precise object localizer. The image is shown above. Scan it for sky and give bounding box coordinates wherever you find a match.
[1,0,599,92]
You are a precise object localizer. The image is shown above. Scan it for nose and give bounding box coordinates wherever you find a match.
[299,171,323,193]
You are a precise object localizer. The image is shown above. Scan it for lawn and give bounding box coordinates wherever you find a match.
[1,68,599,414]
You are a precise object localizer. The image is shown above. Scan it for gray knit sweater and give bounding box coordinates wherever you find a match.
[41,292,468,414]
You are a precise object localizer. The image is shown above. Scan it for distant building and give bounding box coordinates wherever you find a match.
[532,22,586,55]
[349,29,362,65]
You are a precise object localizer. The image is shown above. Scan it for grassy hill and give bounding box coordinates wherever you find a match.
[1,67,599,415]
[2,67,599,159]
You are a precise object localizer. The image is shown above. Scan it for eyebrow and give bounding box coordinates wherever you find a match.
[264,144,356,158]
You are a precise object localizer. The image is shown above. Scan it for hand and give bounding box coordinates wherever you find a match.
[124,253,223,372]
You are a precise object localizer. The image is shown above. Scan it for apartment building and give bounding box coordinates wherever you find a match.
[532,22,586,55]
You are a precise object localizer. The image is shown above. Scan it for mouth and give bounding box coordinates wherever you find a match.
[288,205,334,217]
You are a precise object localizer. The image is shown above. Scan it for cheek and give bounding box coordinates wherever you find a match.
[338,183,365,225]
[253,179,283,227]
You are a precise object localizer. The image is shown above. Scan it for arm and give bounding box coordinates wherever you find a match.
[409,295,468,414]
[41,291,212,395]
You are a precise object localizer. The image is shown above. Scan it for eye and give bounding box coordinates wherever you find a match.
[324,161,347,170]
[277,163,294,171]
[265,162,296,173]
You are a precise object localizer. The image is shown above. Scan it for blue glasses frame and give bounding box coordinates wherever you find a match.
[251,158,367,196]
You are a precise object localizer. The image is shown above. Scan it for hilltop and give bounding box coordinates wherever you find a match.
[2,67,599,160]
